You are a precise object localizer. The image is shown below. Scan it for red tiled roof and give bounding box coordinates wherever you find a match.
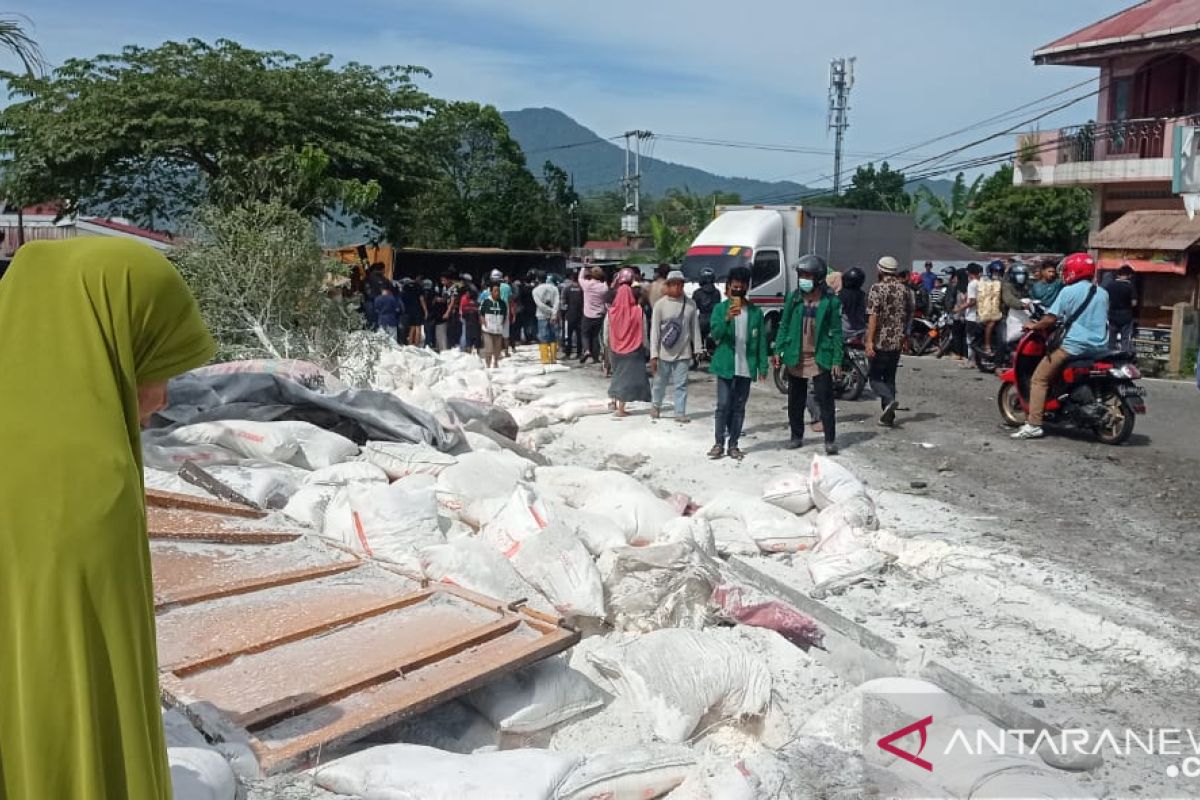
[1036,0,1200,58]
[81,217,174,244]
[582,240,629,250]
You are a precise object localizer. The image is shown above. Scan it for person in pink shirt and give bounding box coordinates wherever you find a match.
[579,266,609,364]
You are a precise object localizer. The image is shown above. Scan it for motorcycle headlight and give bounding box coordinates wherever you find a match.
[1108,364,1142,379]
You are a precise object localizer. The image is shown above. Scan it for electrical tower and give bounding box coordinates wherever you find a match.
[827,57,855,196]
[621,130,652,236]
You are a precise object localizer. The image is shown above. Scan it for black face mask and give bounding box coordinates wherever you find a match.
[729,287,747,298]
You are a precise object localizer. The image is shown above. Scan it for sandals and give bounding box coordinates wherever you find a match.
[707,444,725,459]
[674,415,691,424]
[727,446,745,460]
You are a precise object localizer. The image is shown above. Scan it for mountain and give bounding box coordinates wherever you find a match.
[502,107,954,202]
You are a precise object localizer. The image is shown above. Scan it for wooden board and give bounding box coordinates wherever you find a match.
[151,495,578,775]
[146,488,266,518]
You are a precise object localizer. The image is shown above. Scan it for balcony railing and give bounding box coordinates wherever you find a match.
[1052,115,1200,164]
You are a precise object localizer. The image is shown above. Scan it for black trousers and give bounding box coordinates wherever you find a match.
[788,369,836,444]
[868,349,901,409]
[951,319,967,357]
[563,315,583,357]
[581,315,604,361]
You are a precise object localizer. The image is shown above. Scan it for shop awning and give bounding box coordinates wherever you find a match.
[1097,256,1188,275]
[1089,210,1200,251]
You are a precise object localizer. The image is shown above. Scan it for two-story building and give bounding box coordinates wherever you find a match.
[1015,0,1200,365]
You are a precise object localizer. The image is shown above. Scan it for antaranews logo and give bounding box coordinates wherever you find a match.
[877,715,935,772]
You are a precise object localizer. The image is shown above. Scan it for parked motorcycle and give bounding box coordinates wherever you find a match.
[996,308,1146,445]
[909,311,948,357]
[773,333,868,400]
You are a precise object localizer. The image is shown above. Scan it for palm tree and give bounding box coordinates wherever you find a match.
[917,172,982,239]
[0,14,43,75]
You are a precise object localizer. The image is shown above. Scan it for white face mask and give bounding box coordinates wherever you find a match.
[798,279,815,293]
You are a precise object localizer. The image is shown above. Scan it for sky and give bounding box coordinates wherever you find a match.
[11,0,1133,189]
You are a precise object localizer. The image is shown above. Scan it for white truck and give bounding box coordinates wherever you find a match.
[680,204,914,340]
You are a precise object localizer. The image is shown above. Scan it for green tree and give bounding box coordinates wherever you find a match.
[964,165,1091,253]
[0,39,431,230]
[408,101,567,249]
[649,215,688,263]
[172,201,360,367]
[0,14,43,75]
[837,162,912,212]
[917,172,982,238]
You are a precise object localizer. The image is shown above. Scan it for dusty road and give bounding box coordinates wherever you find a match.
[662,354,1200,627]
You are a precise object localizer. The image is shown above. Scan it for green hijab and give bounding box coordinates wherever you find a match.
[0,238,214,799]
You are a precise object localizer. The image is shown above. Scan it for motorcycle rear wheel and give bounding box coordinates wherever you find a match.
[836,365,866,401]
[997,382,1025,428]
[1095,392,1135,446]
[773,365,789,395]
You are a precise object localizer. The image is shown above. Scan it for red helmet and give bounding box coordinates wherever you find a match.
[908,272,922,286]
[616,267,637,286]
[1061,252,1096,285]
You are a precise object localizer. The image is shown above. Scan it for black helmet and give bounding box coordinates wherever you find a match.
[1009,263,1029,286]
[842,267,866,290]
[986,260,1005,278]
[699,267,716,285]
[796,254,827,286]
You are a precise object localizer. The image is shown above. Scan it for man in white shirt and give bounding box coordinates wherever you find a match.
[532,273,561,364]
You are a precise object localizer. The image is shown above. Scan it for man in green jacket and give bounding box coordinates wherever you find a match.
[772,255,845,455]
[708,266,768,460]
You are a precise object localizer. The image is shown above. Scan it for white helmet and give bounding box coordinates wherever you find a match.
[490,269,503,281]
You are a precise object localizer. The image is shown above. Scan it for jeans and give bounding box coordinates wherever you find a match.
[789,369,836,444]
[581,315,604,362]
[868,349,901,409]
[714,376,752,448]
[521,315,538,344]
[537,318,558,344]
[651,358,691,416]
[381,325,399,343]
[1109,319,1134,353]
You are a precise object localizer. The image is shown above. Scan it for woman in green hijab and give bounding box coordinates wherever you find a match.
[0,238,215,799]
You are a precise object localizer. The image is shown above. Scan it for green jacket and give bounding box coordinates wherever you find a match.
[709,299,769,380]
[774,289,844,370]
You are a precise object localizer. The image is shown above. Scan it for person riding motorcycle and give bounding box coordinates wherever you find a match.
[908,270,931,318]
[692,268,722,367]
[1011,252,1110,441]
[839,266,867,337]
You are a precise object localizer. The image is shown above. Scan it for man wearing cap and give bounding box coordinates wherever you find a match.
[649,270,703,423]
[866,255,914,427]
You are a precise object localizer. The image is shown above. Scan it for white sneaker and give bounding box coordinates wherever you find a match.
[1011,423,1044,440]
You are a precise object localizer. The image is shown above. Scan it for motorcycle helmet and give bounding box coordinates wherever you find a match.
[908,272,922,287]
[1008,263,1028,286]
[489,269,503,282]
[616,266,637,286]
[986,260,1005,278]
[796,254,827,287]
[422,278,433,290]
[1061,252,1096,285]
[842,267,866,290]
[699,267,716,285]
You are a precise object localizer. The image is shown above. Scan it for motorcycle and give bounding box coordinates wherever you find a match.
[773,332,868,400]
[974,301,1037,374]
[996,306,1146,445]
[909,311,951,357]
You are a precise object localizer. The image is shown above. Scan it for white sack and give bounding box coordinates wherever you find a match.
[544,496,628,556]
[588,629,771,743]
[204,462,306,509]
[579,490,678,547]
[465,657,605,734]
[436,451,535,527]
[809,454,867,508]
[598,543,718,633]
[557,398,613,421]
[321,481,443,572]
[509,525,605,618]
[143,442,242,472]
[509,405,551,431]
[143,468,209,498]
[283,462,388,529]
[281,421,359,469]
[480,484,551,557]
[557,745,696,800]
[173,421,299,463]
[168,747,237,800]
[389,700,499,755]
[655,516,718,556]
[420,538,551,614]
[695,492,817,553]
[313,744,578,800]
[464,431,503,452]
[761,471,815,515]
[363,440,457,480]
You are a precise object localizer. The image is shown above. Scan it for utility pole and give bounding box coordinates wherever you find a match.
[827,57,855,196]
[621,130,652,238]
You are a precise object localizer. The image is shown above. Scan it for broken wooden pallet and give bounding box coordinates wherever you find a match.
[148,489,579,774]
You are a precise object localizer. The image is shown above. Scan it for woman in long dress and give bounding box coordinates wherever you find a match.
[606,267,651,417]
[0,238,215,799]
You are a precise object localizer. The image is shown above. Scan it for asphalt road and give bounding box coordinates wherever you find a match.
[719,353,1200,626]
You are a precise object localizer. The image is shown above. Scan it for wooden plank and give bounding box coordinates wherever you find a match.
[157,566,422,671]
[171,596,501,723]
[146,488,266,518]
[147,507,299,545]
[246,622,579,773]
[235,617,521,731]
[172,588,437,676]
[151,540,359,609]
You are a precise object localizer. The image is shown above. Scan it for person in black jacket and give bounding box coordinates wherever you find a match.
[839,267,868,335]
[1106,265,1137,353]
[691,267,722,369]
[560,269,585,359]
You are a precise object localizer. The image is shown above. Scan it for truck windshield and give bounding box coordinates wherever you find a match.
[680,246,753,283]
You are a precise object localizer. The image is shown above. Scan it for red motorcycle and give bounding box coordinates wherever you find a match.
[997,310,1146,445]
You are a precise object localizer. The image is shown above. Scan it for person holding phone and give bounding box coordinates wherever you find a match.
[708,266,768,460]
